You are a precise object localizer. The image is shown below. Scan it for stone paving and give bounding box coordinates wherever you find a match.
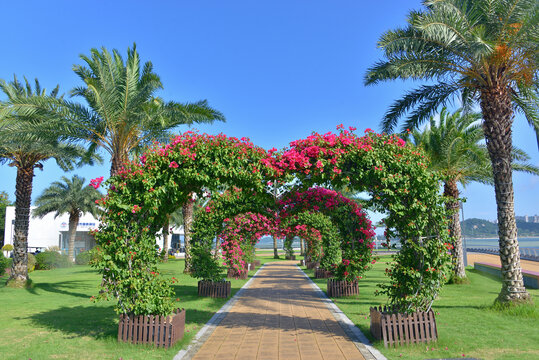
[189,261,367,360]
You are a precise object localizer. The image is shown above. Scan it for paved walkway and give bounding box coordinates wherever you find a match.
[189,261,369,360]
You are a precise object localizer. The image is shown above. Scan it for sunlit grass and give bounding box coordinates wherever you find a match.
[302,255,539,360]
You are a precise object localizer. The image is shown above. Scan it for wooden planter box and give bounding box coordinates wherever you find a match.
[306,261,320,270]
[118,308,185,348]
[370,306,438,347]
[285,255,296,260]
[227,268,248,279]
[314,268,333,279]
[198,280,231,298]
[253,260,261,267]
[327,279,359,297]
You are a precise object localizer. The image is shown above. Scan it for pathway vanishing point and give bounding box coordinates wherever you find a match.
[181,261,382,360]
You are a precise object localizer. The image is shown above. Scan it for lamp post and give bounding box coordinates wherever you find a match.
[460,202,468,266]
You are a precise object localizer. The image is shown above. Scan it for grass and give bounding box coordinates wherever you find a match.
[0,256,279,360]
[302,256,539,360]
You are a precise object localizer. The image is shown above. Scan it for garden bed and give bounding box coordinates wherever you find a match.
[327,278,358,297]
[198,280,231,298]
[118,309,185,348]
[370,306,437,348]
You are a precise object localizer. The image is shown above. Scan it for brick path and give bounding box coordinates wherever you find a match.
[190,261,367,360]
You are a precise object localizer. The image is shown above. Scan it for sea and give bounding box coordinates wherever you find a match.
[255,236,539,252]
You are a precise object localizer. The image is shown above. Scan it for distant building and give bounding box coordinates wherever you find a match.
[516,214,539,223]
[3,206,184,256]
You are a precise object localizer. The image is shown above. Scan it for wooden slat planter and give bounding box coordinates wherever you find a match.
[327,279,359,297]
[369,306,438,347]
[198,280,231,298]
[306,261,320,270]
[253,260,261,267]
[314,268,333,279]
[227,268,248,279]
[118,308,185,348]
[285,255,296,260]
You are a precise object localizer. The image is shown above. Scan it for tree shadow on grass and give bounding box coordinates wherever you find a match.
[25,303,219,340]
[25,280,93,299]
[23,305,118,340]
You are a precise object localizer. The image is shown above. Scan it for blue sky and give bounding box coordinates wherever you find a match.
[0,0,537,222]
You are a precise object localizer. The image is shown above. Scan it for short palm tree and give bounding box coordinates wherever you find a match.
[68,44,225,175]
[411,108,539,281]
[365,0,538,304]
[33,175,101,261]
[0,76,96,287]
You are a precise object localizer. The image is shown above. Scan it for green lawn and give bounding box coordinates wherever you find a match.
[0,258,273,360]
[302,256,539,360]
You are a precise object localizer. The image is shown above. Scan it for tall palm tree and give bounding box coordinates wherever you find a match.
[365,0,538,304]
[69,44,225,175]
[411,108,539,281]
[33,175,101,261]
[0,76,96,287]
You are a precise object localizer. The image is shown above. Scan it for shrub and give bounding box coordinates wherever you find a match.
[87,246,103,266]
[168,254,176,260]
[2,244,13,252]
[75,251,92,265]
[190,245,224,282]
[27,253,36,272]
[35,251,73,270]
[0,252,9,276]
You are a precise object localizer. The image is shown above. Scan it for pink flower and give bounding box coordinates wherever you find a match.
[89,177,104,189]
[205,206,211,213]
[364,128,373,133]
[169,161,179,168]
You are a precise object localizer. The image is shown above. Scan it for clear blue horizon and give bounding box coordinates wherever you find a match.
[0,1,537,223]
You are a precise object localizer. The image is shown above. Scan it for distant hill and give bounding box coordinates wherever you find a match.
[461,218,539,237]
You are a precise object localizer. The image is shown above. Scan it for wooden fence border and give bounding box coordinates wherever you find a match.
[327,279,359,297]
[369,306,437,347]
[118,308,185,348]
[198,280,231,298]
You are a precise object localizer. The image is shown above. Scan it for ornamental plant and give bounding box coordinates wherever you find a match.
[219,212,281,277]
[274,127,451,312]
[91,132,273,315]
[190,244,225,282]
[279,187,375,282]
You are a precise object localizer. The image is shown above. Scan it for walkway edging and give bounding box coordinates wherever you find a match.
[296,265,387,360]
[173,264,266,360]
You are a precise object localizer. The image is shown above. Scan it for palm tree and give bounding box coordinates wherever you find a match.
[33,175,101,261]
[411,108,539,281]
[69,44,225,175]
[0,76,96,287]
[365,0,538,304]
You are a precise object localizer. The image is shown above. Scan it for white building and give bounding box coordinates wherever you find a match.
[3,206,184,256]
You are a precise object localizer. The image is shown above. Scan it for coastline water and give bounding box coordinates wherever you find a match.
[464,237,539,250]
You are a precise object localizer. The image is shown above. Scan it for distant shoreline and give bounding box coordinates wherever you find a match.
[463,236,539,240]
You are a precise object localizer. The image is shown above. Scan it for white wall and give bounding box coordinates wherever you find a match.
[4,206,184,251]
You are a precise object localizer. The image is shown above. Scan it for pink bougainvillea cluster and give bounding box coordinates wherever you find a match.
[279,187,376,281]
[219,212,282,278]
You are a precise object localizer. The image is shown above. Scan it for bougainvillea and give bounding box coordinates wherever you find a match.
[92,132,274,315]
[280,187,376,282]
[274,128,451,311]
[219,212,281,277]
[93,126,451,315]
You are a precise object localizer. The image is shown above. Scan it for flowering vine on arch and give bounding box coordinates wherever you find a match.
[219,212,281,277]
[274,127,451,312]
[91,132,275,316]
[279,187,376,282]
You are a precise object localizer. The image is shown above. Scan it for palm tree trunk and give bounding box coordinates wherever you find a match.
[443,180,466,280]
[273,237,279,259]
[182,196,194,273]
[110,151,128,176]
[68,212,80,261]
[480,86,530,303]
[162,216,170,262]
[300,238,305,257]
[7,166,34,287]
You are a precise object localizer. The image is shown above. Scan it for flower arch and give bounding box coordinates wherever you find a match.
[219,212,281,277]
[92,132,274,315]
[279,187,376,282]
[272,128,451,311]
